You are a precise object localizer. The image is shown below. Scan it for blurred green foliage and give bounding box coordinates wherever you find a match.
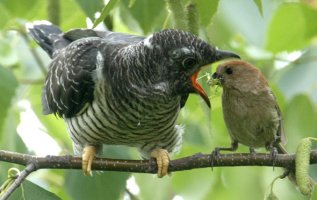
[0,0,317,199]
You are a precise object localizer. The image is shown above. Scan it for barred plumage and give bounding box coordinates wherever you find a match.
[27,21,239,176]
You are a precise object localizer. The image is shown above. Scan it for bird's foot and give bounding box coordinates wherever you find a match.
[211,147,221,158]
[212,141,239,156]
[210,147,222,169]
[270,147,278,170]
[150,149,170,178]
[249,147,257,155]
[82,146,97,176]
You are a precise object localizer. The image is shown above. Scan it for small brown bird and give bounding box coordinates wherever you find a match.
[212,60,286,153]
[212,60,316,188]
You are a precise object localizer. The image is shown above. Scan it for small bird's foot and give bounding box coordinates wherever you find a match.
[150,149,170,178]
[212,141,239,156]
[211,147,222,158]
[210,147,222,169]
[270,147,278,169]
[249,147,256,155]
[82,146,97,176]
[211,142,238,168]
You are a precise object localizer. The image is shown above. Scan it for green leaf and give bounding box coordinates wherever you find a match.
[0,65,18,132]
[0,107,27,183]
[194,0,220,26]
[65,171,130,200]
[253,0,263,16]
[59,0,87,29]
[0,4,11,28]
[93,0,119,28]
[120,0,166,34]
[9,179,61,200]
[283,94,317,149]
[172,147,214,199]
[65,146,131,200]
[266,3,317,53]
[0,32,19,67]
[134,174,173,200]
[74,0,104,20]
[0,0,46,19]
[276,45,317,104]
[27,84,72,150]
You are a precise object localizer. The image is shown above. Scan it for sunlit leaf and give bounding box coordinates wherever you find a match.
[120,0,166,34]
[253,0,263,16]
[93,0,119,28]
[284,94,317,149]
[65,171,130,200]
[0,0,46,21]
[75,0,104,21]
[0,65,18,132]
[276,46,317,104]
[194,0,220,26]
[172,146,215,199]
[266,3,317,53]
[134,174,173,200]
[60,0,87,29]
[27,84,71,150]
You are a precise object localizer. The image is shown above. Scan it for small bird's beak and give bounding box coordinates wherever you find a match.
[211,72,223,85]
[190,49,240,107]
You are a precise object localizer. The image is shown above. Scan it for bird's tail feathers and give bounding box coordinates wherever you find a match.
[25,20,66,58]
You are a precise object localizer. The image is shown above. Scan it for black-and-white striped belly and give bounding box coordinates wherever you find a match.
[65,82,183,157]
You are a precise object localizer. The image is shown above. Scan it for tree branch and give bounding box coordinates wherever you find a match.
[1,150,317,173]
[2,149,317,199]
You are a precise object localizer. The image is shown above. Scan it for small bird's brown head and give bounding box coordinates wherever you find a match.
[212,60,268,92]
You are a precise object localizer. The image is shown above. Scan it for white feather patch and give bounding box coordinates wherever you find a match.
[144,34,153,49]
[93,51,104,81]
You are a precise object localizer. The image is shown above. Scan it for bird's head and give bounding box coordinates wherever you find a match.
[212,60,266,92]
[142,29,240,107]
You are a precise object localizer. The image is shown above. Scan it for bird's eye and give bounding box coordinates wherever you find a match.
[182,57,197,68]
[225,67,233,75]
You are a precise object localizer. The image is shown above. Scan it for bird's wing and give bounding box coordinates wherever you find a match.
[42,37,102,118]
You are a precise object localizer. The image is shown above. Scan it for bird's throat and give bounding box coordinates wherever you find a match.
[191,70,211,107]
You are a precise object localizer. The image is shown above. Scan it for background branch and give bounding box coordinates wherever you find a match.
[0,164,37,200]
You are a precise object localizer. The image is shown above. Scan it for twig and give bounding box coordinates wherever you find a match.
[165,0,187,30]
[186,0,199,35]
[0,163,37,200]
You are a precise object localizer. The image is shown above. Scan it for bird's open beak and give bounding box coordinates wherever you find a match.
[191,49,240,108]
[191,69,211,107]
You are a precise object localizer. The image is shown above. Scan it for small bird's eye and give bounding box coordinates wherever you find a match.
[182,57,197,68]
[225,67,233,75]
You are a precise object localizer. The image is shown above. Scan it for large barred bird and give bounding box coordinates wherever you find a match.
[26,21,239,177]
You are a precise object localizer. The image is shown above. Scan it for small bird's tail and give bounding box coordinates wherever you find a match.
[25,20,68,58]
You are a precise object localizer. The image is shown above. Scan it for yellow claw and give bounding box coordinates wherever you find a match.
[150,149,170,178]
[82,146,97,176]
